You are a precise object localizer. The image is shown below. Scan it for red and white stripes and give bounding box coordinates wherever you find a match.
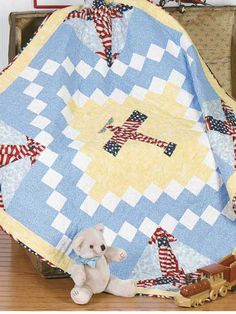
[65,2,133,66]
[159,246,180,277]
[148,226,176,245]
[221,101,236,169]
[106,124,169,149]
[0,137,45,168]
[137,278,157,288]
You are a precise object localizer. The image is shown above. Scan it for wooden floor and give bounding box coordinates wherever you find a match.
[0,230,236,311]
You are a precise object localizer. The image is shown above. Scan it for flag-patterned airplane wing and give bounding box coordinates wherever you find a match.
[103,110,147,156]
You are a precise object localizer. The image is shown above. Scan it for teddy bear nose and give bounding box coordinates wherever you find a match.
[101,244,106,251]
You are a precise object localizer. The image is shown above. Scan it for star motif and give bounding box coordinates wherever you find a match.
[65,0,133,66]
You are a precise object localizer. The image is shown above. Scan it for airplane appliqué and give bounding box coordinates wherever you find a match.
[100,110,177,157]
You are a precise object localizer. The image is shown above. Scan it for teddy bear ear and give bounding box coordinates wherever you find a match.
[95,223,104,233]
[72,234,84,250]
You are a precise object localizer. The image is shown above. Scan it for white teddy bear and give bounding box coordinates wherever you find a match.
[68,224,137,304]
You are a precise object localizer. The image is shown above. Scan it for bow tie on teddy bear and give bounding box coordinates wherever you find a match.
[73,254,100,268]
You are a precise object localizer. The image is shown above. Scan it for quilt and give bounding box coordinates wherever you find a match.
[0,0,236,293]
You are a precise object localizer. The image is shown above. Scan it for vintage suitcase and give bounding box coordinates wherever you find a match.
[7,5,236,278]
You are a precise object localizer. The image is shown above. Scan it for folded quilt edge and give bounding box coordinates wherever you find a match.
[0,210,74,272]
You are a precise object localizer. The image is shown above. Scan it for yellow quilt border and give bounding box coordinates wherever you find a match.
[0,210,74,272]
[0,0,235,274]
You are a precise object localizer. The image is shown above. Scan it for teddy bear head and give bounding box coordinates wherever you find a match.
[72,224,107,259]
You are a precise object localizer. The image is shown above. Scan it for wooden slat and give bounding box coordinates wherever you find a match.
[0,230,236,310]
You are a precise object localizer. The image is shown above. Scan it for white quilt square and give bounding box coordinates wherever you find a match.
[147,44,165,62]
[110,89,127,104]
[164,180,184,200]
[76,60,92,79]
[38,148,58,167]
[30,115,50,129]
[122,187,141,207]
[111,60,128,76]
[80,196,99,216]
[129,53,145,71]
[160,214,178,233]
[139,217,157,237]
[51,213,71,234]
[168,70,185,87]
[62,57,74,76]
[72,151,91,171]
[149,77,166,94]
[27,99,47,114]
[62,126,80,140]
[24,83,43,98]
[166,40,181,58]
[20,67,39,82]
[180,209,199,230]
[201,205,220,226]
[186,176,205,196]
[94,59,109,77]
[103,226,117,246]
[41,59,60,76]
[101,192,120,212]
[57,86,71,104]
[118,222,137,242]
[34,131,53,147]
[144,183,162,203]
[47,190,67,211]
[76,173,95,194]
[42,168,63,189]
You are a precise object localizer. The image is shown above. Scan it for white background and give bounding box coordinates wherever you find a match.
[0,0,236,70]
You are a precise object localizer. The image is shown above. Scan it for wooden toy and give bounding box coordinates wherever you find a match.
[175,254,236,307]
[159,0,207,13]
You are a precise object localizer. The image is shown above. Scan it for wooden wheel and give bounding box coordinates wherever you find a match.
[210,290,218,301]
[179,5,185,14]
[192,300,199,307]
[159,0,166,7]
[219,286,228,297]
[199,299,205,305]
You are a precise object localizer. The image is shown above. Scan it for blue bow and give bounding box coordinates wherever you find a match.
[74,255,100,268]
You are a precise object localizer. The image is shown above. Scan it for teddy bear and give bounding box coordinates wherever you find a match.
[68,224,137,304]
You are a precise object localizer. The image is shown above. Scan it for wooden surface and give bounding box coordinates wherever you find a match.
[0,230,236,311]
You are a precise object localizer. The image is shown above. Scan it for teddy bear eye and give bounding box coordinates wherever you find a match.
[90,245,94,249]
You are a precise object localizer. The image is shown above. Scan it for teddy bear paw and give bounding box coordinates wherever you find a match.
[123,280,137,297]
[119,249,127,261]
[71,287,92,305]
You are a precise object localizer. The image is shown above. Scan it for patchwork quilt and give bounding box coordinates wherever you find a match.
[0,0,236,293]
